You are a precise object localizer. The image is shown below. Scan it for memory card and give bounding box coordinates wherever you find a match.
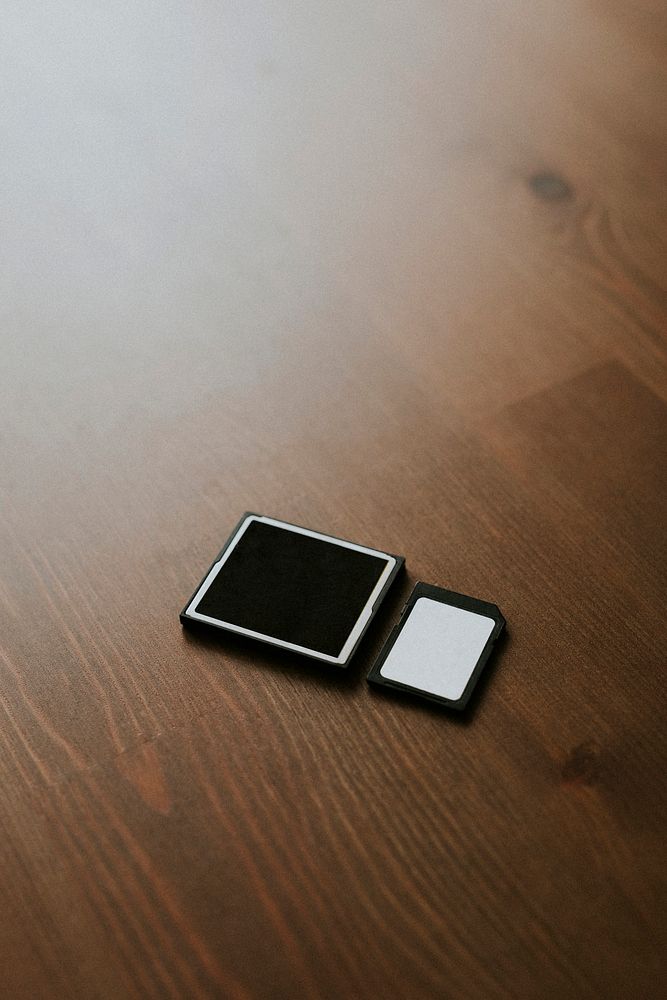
[181,513,404,667]
[367,582,505,709]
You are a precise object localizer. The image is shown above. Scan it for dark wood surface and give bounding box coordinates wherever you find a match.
[1,3,666,997]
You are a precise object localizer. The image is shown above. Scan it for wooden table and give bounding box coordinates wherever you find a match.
[1,3,665,997]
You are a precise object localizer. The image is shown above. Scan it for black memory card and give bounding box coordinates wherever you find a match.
[181,513,404,667]
[367,582,505,709]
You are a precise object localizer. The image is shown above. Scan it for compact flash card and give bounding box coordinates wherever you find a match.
[367,583,505,709]
[181,513,404,667]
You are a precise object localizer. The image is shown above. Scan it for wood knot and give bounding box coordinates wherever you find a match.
[561,740,601,785]
[528,172,573,202]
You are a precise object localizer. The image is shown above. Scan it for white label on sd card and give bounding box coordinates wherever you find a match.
[379,597,496,701]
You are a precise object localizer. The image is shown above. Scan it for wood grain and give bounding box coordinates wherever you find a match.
[1,2,666,997]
